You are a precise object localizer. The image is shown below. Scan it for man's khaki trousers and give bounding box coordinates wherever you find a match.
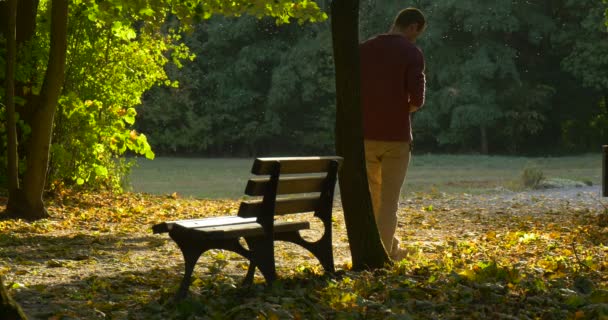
[364,139,411,256]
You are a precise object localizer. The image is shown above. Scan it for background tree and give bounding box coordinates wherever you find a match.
[139,15,336,156]
[3,0,19,207]
[133,1,607,156]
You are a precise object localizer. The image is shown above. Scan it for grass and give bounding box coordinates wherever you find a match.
[127,158,252,198]
[128,154,602,198]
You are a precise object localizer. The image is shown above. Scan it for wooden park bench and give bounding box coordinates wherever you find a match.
[152,156,343,299]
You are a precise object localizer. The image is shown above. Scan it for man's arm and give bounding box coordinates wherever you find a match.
[406,47,426,112]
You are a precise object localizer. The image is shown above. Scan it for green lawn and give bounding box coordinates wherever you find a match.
[127,154,602,198]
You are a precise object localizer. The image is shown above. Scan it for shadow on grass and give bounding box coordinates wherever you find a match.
[10,267,181,319]
[4,248,608,319]
[0,232,166,264]
[19,266,604,320]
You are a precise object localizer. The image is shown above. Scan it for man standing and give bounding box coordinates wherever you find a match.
[360,8,426,260]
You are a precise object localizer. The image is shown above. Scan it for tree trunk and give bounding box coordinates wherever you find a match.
[5,0,20,195]
[330,0,390,270]
[16,0,40,126]
[480,125,488,154]
[6,0,69,220]
[0,276,28,320]
[0,3,7,37]
[16,0,39,45]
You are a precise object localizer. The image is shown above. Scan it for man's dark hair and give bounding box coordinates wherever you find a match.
[393,8,426,31]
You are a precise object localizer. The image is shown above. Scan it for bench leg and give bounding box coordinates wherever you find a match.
[174,242,207,300]
[312,234,335,273]
[242,263,256,286]
[246,237,277,284]
[275,231,335,273]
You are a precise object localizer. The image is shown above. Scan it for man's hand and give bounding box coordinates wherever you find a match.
[409,104,420,113]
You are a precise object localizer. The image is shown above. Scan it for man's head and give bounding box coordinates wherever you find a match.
[391,8,426,42]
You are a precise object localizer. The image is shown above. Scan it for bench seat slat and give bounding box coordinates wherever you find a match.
[153,216,255,234]
[238,195,320,217]
[173,220,310,239]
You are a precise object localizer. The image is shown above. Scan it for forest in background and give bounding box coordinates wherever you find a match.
[138,0,608,156]
[1,1,607,191]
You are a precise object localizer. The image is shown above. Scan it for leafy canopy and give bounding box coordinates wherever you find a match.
[1,0,327,190]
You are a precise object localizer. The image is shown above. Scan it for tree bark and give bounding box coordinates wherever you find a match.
[6,0,69,220]
[0,3,7,38]
[16,0,39,46]
[5,0,20,195]
[16,0,41,127]
[0,276,28,320]
[330,0,390,270]
[480,125,488,154]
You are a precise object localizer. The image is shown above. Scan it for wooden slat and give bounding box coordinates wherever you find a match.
[176,217,256,229]
[251,156,343,175]
[152,216,254,234]
[238,195,320,217]
[245,175,326,196]
[176,220,310,239]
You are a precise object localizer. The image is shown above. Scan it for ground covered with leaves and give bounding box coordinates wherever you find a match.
[1,187,607,319]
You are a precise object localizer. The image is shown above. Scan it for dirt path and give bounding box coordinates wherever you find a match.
[402,185,604,214]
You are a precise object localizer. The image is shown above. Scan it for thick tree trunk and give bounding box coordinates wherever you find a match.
[6,0,69,220]
[480,125,488,154]
[330,0,390,270]
[0,277,28,320]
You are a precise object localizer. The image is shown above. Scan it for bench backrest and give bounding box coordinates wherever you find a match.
[238,156,342,229]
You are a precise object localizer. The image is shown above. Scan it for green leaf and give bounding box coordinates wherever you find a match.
[145,150,155,160]
[124,108,137,125]
[139,7,155,17]
[94,166,109,177]
[11,282,25,289]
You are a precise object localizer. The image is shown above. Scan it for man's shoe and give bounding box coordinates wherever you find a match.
[390,247,408,261]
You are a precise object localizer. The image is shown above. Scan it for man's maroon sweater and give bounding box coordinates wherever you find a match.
[360,34,426,142]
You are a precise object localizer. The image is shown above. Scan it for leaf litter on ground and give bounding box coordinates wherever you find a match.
[0,187,606,319]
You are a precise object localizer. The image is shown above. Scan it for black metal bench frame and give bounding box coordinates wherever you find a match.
[152,156,342,299]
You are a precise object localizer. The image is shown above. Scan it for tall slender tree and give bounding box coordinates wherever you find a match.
[5,0,69,220]
[3,0,19,200]
[0,3,28,318]
[330,0,390,269]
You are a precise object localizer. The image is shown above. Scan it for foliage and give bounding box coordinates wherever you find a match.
[48,3,175,190]
[138,0,608,156]
[0,0,328,190]
[0,190,606,318]
[139,15,335,156]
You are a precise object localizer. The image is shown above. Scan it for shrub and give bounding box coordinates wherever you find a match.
[521,164,545,189]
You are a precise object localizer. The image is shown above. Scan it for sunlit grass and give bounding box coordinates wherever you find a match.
[128,154,601,198]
